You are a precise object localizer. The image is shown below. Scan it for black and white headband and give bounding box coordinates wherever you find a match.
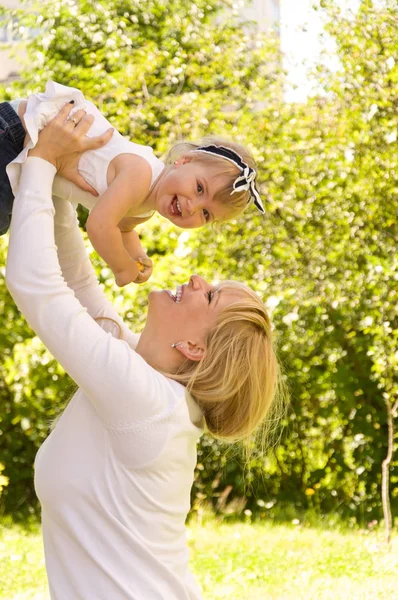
[195,144,265,214]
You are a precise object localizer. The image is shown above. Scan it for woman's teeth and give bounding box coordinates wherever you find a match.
[167,285,182,303]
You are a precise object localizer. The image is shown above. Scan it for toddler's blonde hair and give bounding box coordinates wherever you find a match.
[166,136,258,222]
[168,281,287,443]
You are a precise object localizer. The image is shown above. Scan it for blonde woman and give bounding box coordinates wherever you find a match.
[6,105,286,600]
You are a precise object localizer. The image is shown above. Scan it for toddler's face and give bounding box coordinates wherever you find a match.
[154,158,233,228]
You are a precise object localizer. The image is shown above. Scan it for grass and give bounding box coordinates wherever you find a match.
[0,519,397,599]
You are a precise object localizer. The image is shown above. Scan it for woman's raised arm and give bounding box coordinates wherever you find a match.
[6,108,172,429]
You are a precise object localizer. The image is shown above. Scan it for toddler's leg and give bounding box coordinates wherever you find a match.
[0,102,25,235]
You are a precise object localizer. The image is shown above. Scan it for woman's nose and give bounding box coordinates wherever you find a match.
[189,275,202,289]
[189,275,207,290]
[189,275,199,288]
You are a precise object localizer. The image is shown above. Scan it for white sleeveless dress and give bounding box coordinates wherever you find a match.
[7,81,165,218]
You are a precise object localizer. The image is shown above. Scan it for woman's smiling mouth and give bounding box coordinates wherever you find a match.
[166,285,183,303]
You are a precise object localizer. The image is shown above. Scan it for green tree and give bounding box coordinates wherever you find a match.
[187,0,398,522]
[0,0,282,518]
[0,0,396,525]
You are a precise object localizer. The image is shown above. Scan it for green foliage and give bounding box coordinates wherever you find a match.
[0,0,397,523]
[3,0,281,153]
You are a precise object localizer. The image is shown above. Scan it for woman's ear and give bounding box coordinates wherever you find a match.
[174,340,205,362]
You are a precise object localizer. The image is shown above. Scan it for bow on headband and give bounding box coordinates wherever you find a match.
[195,144,265,214]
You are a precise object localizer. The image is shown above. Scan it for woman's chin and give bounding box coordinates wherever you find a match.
[148,289,162,301]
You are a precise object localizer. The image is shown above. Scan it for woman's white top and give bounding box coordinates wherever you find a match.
[6,157,204,600]
[7,81,165,218]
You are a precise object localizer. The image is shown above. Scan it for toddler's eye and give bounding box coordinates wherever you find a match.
[207,290,213,304]
[197,182,204,195]
[203,208,210,222]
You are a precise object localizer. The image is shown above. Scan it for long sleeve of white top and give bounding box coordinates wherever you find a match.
[6,157,173,430]
[52,174,101,208]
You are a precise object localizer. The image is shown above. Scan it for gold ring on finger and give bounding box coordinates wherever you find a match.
[70,117,77,126]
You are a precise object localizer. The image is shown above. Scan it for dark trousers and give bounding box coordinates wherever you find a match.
[0,102,25,235]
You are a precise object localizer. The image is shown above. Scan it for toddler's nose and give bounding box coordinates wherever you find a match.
[186,199,195,216]
[186,198,202,217]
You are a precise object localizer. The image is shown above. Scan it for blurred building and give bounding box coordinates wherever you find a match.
[0,1,281,83]
[242,0,280,32]
[0,0,22,82]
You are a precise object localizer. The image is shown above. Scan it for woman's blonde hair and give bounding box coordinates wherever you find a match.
[52,289,286,445]
[166,136,258,222]
[167,281,287,444]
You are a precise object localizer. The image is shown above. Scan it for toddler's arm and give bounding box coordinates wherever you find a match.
[86,157,152,287]
[120,229,153,284]
[53,196,140,348]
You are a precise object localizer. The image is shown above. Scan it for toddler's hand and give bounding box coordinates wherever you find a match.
[114,257,152,287]
[133,257,153,284]
[114,267,138,288]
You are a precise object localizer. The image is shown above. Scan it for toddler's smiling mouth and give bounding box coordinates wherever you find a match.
[170,196,182,217]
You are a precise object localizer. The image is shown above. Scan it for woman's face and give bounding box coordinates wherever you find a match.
[141,275,242,361]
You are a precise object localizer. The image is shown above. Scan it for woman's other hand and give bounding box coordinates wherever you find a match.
[29,103,114,195]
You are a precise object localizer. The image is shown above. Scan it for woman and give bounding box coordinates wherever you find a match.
[6,105,285,599]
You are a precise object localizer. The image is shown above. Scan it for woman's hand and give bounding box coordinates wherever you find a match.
[29,103,114,195]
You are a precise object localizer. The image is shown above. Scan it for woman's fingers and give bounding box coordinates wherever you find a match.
[62,107,114,152]
[29,102,113,167]
[73,111,94,132]
[56,102,75,123]
[67,110,114,151]
[66,109,87,128]
[83,126,114,151]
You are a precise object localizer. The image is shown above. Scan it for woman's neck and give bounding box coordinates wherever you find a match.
[136,330,182,375]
